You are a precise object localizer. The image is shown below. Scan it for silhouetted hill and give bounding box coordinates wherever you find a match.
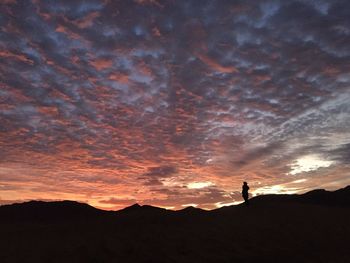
[299,185,350,206]
[1,186,349,221]
[0,200,108,222]
[176,206,206,217]
[119,203,168,214]
[244,185,350,208]
[1,186,350,263]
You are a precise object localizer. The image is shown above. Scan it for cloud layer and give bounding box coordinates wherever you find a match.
[1,0,350,209]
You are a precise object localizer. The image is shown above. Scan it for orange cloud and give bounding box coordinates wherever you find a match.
[108,72,129,84]
[73,11,100,29]
[197,53,238,74]
[56,25,81,40]
[0,50,34,65]
[37,106,59,117]
[152,27,161,37]
[90,58,113,70]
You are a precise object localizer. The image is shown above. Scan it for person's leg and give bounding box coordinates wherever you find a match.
[244,195,249,205]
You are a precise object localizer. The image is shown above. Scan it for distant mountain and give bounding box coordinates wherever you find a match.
[0,186,350,263]
[176,205,206,215]
[0,200,108,222]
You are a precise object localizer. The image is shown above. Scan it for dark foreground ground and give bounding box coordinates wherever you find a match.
[1,186,350,263]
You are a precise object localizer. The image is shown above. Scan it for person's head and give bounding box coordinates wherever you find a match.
[243,181,247,185]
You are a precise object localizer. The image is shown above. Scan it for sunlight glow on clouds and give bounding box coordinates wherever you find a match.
[289,155,335,175]
[187,182,214,189]
[253,185,299,196]
[215,201,242,208]
[181,203,198,207]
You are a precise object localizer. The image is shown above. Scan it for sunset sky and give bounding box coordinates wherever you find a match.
[1,0,350,210]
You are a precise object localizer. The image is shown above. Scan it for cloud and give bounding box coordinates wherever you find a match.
[90,58,113,70]
[143,166,177,177]
[1,0,350,209]
[196,53,239,74]
[73,11,100,28]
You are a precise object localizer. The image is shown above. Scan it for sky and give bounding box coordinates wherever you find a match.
[0,0,350,210]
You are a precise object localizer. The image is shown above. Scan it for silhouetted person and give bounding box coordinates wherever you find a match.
[242,182,250,205]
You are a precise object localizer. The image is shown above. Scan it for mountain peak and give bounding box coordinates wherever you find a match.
[129,203,142,209]
[178,206,204,214]
[120,203,166,212]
